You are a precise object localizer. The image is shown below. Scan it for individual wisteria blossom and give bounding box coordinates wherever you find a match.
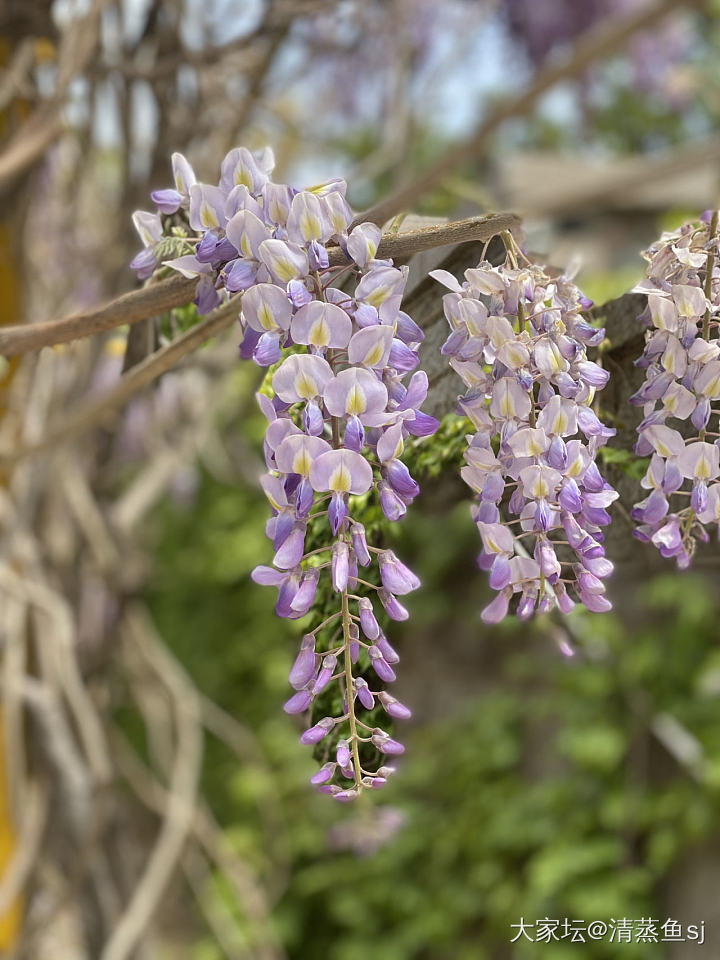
[630,210,720,567]
[432,233,618,623]
[131,146,438,799]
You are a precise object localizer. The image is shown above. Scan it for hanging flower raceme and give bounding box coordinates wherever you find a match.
[131,146,438,799]
[432,235,618,623]
[630,210,720,567]
[255,263,437,802]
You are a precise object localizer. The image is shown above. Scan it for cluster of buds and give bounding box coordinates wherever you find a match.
[432,235,618,622]
[631,210,720,566]
[132,146,438,799]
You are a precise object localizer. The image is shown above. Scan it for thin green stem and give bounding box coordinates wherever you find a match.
[302,546,332,560]
[517,301,536,427]
[699,210,718,440]
[309,610,343,636]
[501,230,518,269]
[352,577,380,591]
[703,210,718,341]
[341,588,362,789]
[325,387,362,788]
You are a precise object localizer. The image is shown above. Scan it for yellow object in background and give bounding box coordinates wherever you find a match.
[0,40,26,949]
[0,713,20,949]
[0,220,22,947]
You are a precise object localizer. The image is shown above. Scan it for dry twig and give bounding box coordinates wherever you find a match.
[0,0,112,194]
[100,605,204,960]
[0,778,48,918]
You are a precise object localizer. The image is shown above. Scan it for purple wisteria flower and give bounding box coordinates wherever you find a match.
[432,236,618,622]
[630,210,720,567]
[132,146,438,799]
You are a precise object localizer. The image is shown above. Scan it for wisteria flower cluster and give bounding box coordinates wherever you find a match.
[132,147,438,800]
[432,236,618,623]
[631,210,720,567]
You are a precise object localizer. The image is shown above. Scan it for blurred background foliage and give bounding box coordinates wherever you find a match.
[4,0,720,957]
[145,391,720,959]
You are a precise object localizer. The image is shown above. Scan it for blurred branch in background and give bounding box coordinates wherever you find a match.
[0,321,281,955]
[0,0,109,197]
[353,0,704,228]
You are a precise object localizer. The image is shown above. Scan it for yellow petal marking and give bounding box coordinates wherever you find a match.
[329,464,351,492]
[234,167,253,188]
[308,318,330,346]
[293,450,312,476]
[695,452,712,480]
[258,303,277,331]
[531,476,549,498]
[301,211,322,241]
[485,533,503,553]
[529,437,544,456]
[295,373,318,399]
[364,286,389,308]
[702,373,720,398]
[552,410,568,434]
[201,202,219,228]
[346,384,367,416]
[499,386,513,418]
[275,258,298,282]
[363,342,384,367]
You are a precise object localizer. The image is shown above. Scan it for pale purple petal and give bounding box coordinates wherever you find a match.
[347,223,381,268]
[286,191,333,244]
[220,146,271,194]
[275,434,332,476]
[188,184,227,230]
[347,326,393,368]
[258,239,309,283]
[323,368,388,424]
[225,209,270,259]
[272,354,333,403]
[290,301,352,349]
[309,449,373,495]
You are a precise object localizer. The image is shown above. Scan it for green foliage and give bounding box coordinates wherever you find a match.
[159,302,203,338]
[408,413,469,479]
[598,447,649,481]
[590,85,693,153]
[142,404,720,959]
[579,266,645,308]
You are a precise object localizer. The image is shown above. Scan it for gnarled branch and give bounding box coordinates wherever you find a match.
[0,274,197,357]
[0,212,519,357]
